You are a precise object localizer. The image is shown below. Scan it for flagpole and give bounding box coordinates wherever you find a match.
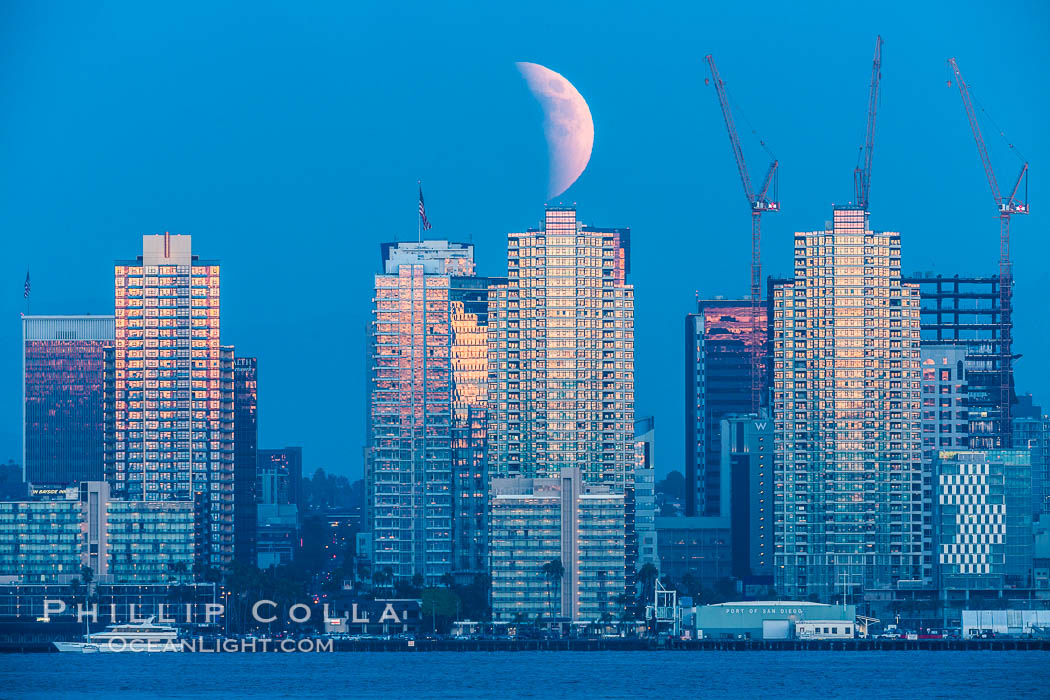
[417,180,422,243]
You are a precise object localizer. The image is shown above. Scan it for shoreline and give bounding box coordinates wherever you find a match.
[4,638,1050,653]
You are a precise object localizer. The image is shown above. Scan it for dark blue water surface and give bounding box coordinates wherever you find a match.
[2,651,1048,699]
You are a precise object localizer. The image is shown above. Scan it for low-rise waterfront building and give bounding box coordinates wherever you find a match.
[489,468,625,623]
[655,516,731,590]
[693,601,856,640]
[0,481,193,584]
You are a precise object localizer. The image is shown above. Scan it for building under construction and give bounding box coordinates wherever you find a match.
[902,273,1013,448]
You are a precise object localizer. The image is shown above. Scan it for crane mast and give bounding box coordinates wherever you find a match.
[705,54,779,414]
[948,57,1029,443]
[854,36,883,210]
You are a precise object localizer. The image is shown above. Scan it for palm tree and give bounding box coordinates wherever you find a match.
[637,563,658,608]
[372,566,394,594]
[540,558,565,622]
[170,561,189,585]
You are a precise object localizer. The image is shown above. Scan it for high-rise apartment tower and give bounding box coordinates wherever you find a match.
[487,207,635,488]
[773,207,923,600]
[106,233,234,573]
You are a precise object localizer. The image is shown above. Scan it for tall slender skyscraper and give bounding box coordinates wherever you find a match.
[773,207,923,600]
[450,275,504,577]
[107,233,234,573]
[366,241,478,585]
[22,315,114,488]
[234,357,259,564]
[486,206,632,617]
[487,206,635,487]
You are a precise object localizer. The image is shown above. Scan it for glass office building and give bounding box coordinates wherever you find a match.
[685,301,766,516]
[107,233,234,573]
[773,207,924,600]
[450,275,504,577]
[22,315,115,488]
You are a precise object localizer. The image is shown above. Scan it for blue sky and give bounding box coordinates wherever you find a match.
[2,1,1048,478]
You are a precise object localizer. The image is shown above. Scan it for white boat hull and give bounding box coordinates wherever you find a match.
[54,640,183,653]
[54,642,102,653]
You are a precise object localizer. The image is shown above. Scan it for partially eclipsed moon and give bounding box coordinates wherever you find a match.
[516,62,594,200]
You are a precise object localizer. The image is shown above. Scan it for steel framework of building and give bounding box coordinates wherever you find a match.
[948,58,1029,437]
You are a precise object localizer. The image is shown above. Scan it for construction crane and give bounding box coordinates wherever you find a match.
[705,54,779,414]
[854,36,883,210]
[947,57,1029,441]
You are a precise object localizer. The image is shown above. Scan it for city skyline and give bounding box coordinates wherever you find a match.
[3,2,1048,480]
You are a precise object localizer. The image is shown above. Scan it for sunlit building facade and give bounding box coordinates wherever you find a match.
[450,275,503,577]
[487,207,635,488]
[773,207,923,601]
[22,315,115,488]
[366,241,477,585]
[106,233,234,574]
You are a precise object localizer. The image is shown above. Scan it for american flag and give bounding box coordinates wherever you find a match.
[418,185,432,231]
[23,270,30,299]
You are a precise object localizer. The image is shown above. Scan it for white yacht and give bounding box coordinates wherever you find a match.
[54,617,183,653]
